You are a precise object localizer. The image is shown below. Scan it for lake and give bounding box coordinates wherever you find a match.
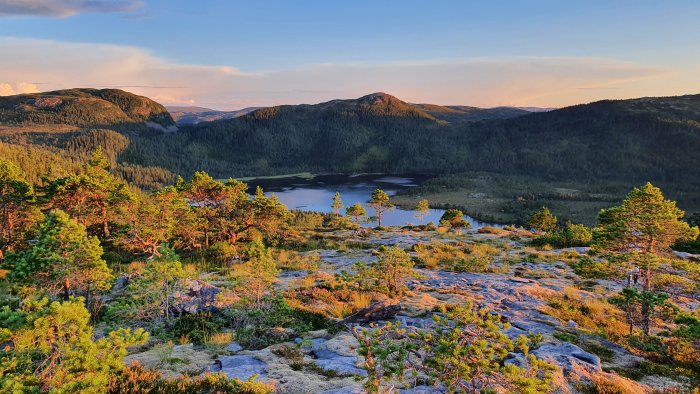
[246,174,498,228]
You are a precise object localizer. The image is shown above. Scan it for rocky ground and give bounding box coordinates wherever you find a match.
[125,228,696,393]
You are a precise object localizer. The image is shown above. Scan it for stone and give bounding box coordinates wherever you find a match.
[172,278,239,314]
[318,387,364,394]
[226,342,243,353]
[309,337,367,377]
[532,343,602,374]
[218,355,267,381]
[341,299,401,324]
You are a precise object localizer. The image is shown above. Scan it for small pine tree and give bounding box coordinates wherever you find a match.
[332,192,344,216]
[368,189,393,227]
[415,199,430,223]
[352,302,555,393]
[346,203,367,225]
[1,298,148,392]
[6,210,112,303]
[528,207,558,232]
[439,209,470,229]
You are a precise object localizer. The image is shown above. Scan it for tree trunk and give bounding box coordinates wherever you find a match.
[644,268,652,291]
[101,205,110,237]
[63,278,71,301]
[641,302,651,336]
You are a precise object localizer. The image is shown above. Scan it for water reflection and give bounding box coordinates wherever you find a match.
[246,174,497,228]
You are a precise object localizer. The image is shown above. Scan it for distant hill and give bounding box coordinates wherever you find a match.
[1,90,699,201]
[412,103,535,122]
[115,92,700,190]
[167,106,260,125]
[0,88,176,131]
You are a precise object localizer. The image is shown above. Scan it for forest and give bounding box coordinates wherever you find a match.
[0,145,698,392]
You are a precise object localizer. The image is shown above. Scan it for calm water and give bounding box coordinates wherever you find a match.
[246,174,497,228]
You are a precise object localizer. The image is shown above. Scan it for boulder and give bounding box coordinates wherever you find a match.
[172,278,239,314]
[307,337,367,377]
[341,299,401,324]
[226,342,243,353]
[218,354,267,381]
[532,343,601,374]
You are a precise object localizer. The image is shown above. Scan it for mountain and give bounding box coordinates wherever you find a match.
[167,106,261,125]
[110,92,700,189]
[412,104,534,122]
[1,89,700,199]
[0,88,176,131]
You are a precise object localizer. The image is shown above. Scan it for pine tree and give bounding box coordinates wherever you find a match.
[44,148,134,238]
[353,302,555,393]
[368,189,393,227]
[439,209,470,229]
[232,237,278,306]
[528,207,557,232]
[0,159,39,255]
[596,183,698,335]
[111,246,186,323]
[595,182,699,290]
[0,298,147,392]
[414,199,429,223]
[346,203,367,225]
[6,210,112,303]
[177,171,228,247]
[332,192,344,216]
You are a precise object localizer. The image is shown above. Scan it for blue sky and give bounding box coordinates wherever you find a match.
[1,0,699,109]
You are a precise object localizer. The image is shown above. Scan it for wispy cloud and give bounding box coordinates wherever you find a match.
[0,0,142,17]
[0,37,698,110]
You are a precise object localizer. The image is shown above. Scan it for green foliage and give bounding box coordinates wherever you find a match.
[44,148,135,238]
[346,246,417,296]
[108,364,273,393]
[528,207,558,232]
[414,241,497,272]
[609,287,676,336]
[0,158,38,253]
[594,182,699,290]
[5,209,112,301]
[0,297,148,393]
[438,208,470,229]
[414,198,430,222]
[331,191,343,216]
[368,189,393,227]
[345,202,367,225]
[571,256,620,279]
[230,237,279,305]
[533,222,593,248]
[352,303,556,393]
[106,246,185,325]
[226,296,331,350]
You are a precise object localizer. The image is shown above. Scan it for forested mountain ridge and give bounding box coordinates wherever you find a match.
[1,89,699,196]
[164,92,700,182]
[0,88,176,130]
[167,105,261,125]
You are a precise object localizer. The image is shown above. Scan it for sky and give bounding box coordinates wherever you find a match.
[0,0,699,110]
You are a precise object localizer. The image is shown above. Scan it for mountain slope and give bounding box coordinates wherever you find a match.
[167,106,261,125]
[116,92,700,190]
[412,103,532,122]
[0,88,176,130]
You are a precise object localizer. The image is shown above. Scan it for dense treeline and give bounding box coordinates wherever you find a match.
[118,93,700,188]
[2,89,700,204]
[0,88,174,128]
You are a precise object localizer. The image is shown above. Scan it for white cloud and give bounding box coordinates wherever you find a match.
[0,82,15,95]
[0,81,40,95]
[16,81,39,93]
[0,37,698,109]
[0,0,141,17]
